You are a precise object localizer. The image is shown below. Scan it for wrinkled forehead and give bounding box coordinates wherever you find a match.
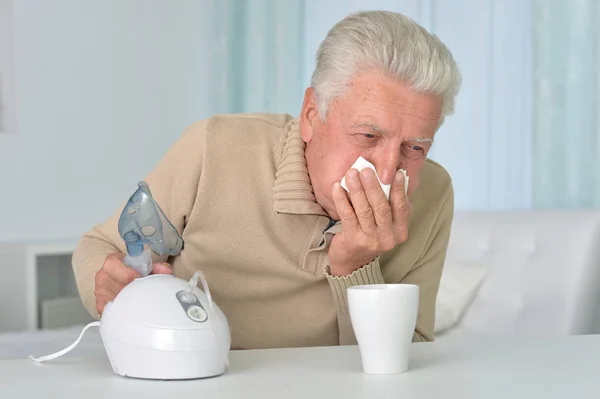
[344,73,442,112]
[330,77,443,136]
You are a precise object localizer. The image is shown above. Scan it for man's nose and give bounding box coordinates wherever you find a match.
[374,152,402,185]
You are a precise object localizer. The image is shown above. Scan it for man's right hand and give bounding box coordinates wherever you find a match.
[94,252,173,315]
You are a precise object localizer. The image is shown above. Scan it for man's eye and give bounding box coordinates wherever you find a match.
[410,145,424,152]
[362,133,376,139]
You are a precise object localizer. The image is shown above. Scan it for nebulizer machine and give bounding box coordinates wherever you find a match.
[29,181,232,380]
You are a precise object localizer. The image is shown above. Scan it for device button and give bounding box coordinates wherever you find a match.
[187,306,208,322]
[177,291,196,304]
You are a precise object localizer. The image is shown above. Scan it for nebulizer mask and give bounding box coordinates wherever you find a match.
[118,181,183,276]
[29,181,231,380]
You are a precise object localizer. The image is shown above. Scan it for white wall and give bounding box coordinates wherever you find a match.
[0,0,213,242]
[303,0,533,211]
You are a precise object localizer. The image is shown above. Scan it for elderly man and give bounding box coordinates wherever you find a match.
[72,10,461,349]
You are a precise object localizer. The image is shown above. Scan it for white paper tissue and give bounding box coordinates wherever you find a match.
[340,156,409,200]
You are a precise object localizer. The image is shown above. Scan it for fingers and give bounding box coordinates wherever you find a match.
[390,170,410,243]
[95,270,125,296]
[336,167,397,249]
[94,254,174,316]
[359,169,395,247]
[94,272,122,316]
[151,262,173,275]
[95,297,107,315]
[95,252,139,315]
[345,169,378,236]
[103,253,141,285]
[95,287,113,315]
[332,181,359,230]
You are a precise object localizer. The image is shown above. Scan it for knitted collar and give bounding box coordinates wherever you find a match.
[272,117,331,217]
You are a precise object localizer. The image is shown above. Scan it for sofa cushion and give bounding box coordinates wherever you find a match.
[435,260,488,334]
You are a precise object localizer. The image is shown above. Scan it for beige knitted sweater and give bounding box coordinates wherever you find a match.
[71,113,454,349]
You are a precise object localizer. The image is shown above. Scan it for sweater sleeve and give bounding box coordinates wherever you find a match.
[325,181,454,345]
[71,119,209,319]
[403,182,454,342]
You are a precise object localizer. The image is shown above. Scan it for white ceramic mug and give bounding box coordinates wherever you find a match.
[347,284,419,374]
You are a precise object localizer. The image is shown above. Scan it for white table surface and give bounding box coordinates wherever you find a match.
[1,333,599,398]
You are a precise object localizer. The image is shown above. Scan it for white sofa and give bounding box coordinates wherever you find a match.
[436,209,600,339]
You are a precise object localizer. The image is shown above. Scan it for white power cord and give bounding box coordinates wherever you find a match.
[29,321,101,363]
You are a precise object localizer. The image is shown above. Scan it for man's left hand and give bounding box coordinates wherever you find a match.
[328,168,410,277]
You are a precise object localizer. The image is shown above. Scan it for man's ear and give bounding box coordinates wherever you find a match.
[300,87,319,143]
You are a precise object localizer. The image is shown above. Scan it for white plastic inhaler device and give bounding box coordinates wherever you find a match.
[29,181,232,380]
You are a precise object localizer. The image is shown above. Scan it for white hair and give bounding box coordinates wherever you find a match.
[310,10,462,128]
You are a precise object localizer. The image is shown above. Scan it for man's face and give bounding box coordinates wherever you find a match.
[300,71,443,220]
